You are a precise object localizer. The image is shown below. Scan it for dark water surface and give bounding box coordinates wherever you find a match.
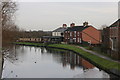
[2,45,110,78]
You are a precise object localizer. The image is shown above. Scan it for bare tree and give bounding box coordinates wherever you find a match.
[0,0,19,47]
[101,25,108,30]
[0,2,2,49]
[2,1,17,29]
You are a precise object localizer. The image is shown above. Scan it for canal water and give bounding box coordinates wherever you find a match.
[2,45,110,78]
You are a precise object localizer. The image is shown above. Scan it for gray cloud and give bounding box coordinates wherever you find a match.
[15,2,118,31]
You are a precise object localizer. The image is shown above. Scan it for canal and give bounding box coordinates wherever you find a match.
[2,45,110,78]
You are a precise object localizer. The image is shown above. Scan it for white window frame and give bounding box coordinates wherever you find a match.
[78,38,79,42]
[78,32,79,36]
[80,38,81,43]
[70,32,72,37]
[74,31,76,37]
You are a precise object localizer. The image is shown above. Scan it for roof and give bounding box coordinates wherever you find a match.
[109,19,120,27]
[42,36,62,39]
[53,27,67,32]
[50,36,63,38]
[65,26,90,31]
[42,36,51,38]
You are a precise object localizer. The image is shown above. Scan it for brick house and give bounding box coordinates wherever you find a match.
[101,27,110,53]
[109,19,120,59]
[52,24,67,37]
[51,24,68,43]
[64,22,101,45]
[102,19,120,60]
[109,19,119,50]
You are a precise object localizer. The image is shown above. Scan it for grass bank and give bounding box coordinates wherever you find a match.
[48,44,120,70]
[80,45,117,60]
[14,42,120,76]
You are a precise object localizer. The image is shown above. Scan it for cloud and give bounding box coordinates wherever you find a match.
[15,2,118,31]
[14,0,119,2]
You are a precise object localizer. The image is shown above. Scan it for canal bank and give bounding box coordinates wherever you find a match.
[14,42,120,77]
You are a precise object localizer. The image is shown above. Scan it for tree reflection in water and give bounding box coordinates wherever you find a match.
[2,45,111,78]
[3,45,26,64]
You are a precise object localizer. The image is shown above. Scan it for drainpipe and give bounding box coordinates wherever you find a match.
[110,38,114,50]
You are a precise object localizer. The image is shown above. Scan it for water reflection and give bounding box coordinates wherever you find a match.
[2,45,110,78]
[46,48,95,71]
[3,46,27,64]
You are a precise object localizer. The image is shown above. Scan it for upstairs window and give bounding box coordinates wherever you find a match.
[74,31,76,37]
[78,32,79,36]
[70,32,72,37]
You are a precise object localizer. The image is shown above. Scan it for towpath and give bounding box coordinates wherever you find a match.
[76,46,120,64]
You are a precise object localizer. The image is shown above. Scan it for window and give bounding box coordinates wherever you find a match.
[74,31,76,37]
[78,32,79,36]
[70,32,72,37]
[74,38,76,42]
[80,38,81,43]
[78,38,79,42]
[55,32,57,36]
[112,37,117,51]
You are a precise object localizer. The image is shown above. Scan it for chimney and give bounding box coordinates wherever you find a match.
[62,24,67,28]
[70,23,75,27]
[83,22,88,26]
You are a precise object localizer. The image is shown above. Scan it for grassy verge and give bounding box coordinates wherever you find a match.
[81,45,117,60]
[14,42,120,72]
[48,44,120,71]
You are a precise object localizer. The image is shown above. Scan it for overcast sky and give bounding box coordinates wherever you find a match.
[15,1,119,31]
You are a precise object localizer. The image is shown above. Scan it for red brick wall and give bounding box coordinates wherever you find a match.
[82,26,101,44]
[64,31,82,43]
[64,31,69,42]
[110,27,118,37]
[118,28,120,60]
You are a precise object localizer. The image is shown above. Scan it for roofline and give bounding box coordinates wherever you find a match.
[52,27,67,32]
[65,25,93,31]
[109,19,120,27]
[82,26,99,32]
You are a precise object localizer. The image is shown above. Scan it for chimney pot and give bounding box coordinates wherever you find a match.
[63,24,67,28]
[83,22,88,26]
[70,23,75,27]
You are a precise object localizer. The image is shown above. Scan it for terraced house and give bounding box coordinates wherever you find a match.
[51,24,68,43]
[64,22,101,45]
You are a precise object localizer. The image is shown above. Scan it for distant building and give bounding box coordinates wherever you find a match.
[109,19,120,51]
[52,24,68,42]
[102,27,110,52]
[102,19,120,60]
[110,19,120,59]
[64,22,101,44]
[52,24,67,37]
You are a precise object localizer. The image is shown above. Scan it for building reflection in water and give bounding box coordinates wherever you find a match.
[45,48,95,71]
[45,48,111,78]
[3,46,112,78]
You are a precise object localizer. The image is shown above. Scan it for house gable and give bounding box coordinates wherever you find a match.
[52,27,67,36]
[82,26,101,44]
